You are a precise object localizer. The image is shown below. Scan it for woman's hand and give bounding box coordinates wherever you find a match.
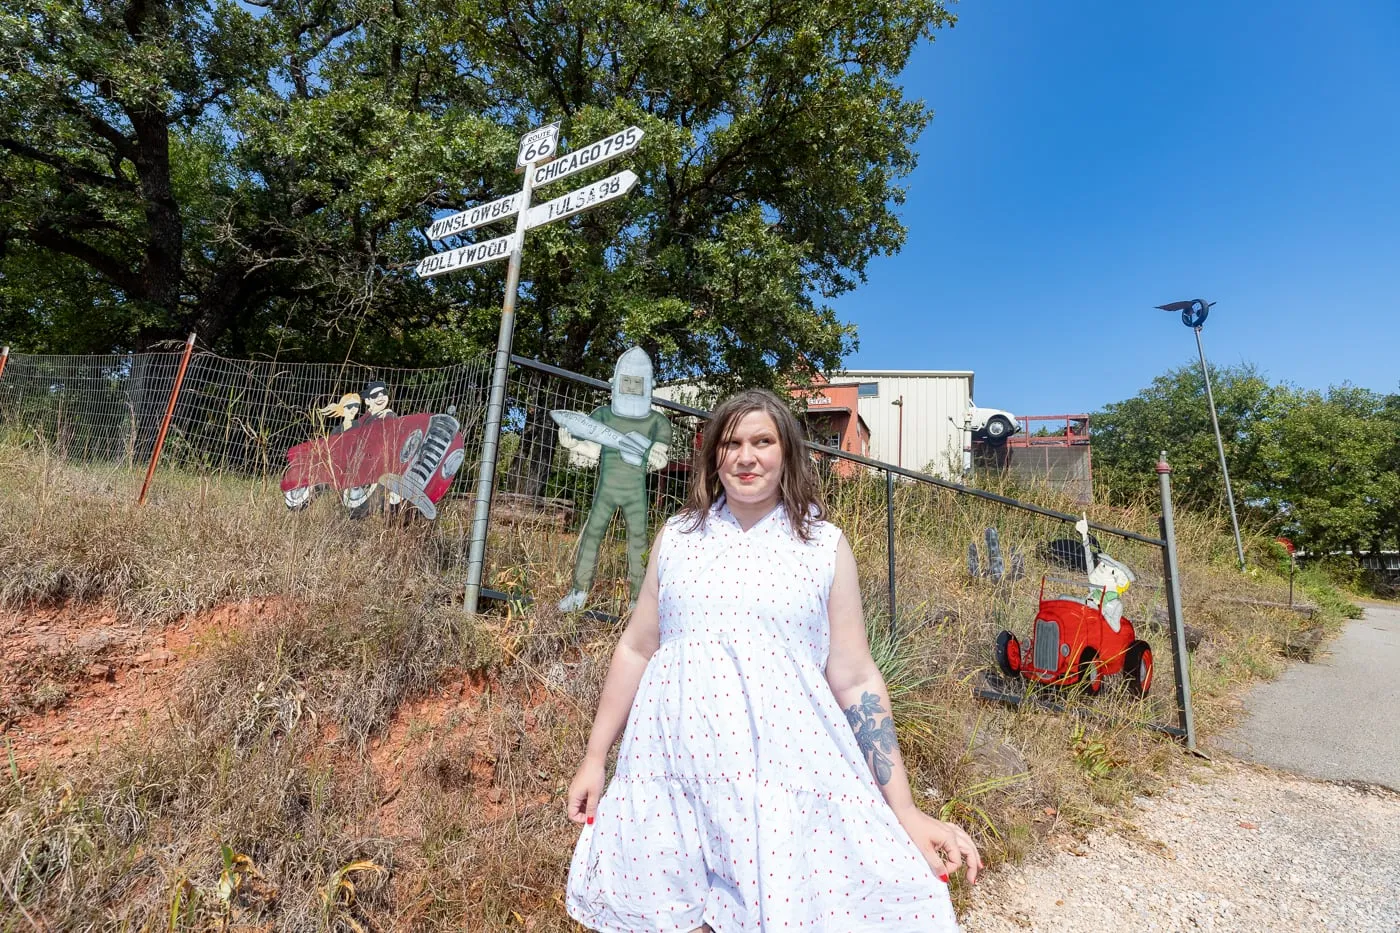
[897,807,983,885]
[566,758,606,825]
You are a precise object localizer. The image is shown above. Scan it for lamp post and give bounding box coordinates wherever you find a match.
[891,395,904,468]
[1155,299,1246,570]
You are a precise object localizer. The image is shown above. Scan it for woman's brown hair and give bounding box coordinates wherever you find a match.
[678,388,825,541]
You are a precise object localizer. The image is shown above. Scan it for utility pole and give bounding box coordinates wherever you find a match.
[1156,299,1246,570]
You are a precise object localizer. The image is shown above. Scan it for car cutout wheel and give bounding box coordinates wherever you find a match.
[400,429,424,464]
[342,485,373,509]
[1124,640,1153,697]
[284,487,314,511]
[344,484,385,519]
[440,448,465,479]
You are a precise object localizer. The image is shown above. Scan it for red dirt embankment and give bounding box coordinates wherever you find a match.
[2,598,556,828]
[1,599,275,773]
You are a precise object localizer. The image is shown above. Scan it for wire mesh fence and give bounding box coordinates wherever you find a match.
[0,352,184,465]
[0,345,1195,743]
[0,349,495,484]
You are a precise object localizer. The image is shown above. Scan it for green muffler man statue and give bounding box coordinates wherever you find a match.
[553,347,672,612]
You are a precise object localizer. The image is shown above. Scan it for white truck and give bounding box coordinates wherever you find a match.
[964,402,1020,445]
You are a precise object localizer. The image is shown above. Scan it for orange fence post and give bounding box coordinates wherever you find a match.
[138,333,197,506]
[0,346,9,381]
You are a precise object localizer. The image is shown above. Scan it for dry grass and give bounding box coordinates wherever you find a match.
[0,438,1352,929]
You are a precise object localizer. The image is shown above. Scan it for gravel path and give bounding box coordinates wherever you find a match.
[961,760,1400,932]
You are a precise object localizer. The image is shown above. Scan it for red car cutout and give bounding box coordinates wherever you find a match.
[280,412,466,519]
[995,578,1153,697]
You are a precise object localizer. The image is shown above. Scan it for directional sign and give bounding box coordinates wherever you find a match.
[527,170,638,229]
[420,114,647,615]
[517,122,560,168]
[415,232,514,279]
[427,192,521,241]
[532,126,643,189]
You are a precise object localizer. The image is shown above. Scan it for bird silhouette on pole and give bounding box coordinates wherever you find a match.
[1155,299,1215,329]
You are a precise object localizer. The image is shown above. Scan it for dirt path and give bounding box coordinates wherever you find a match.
[960,759,1400,931]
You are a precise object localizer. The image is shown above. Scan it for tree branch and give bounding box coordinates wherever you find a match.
[0,138,135,192]
[28,225,141,296]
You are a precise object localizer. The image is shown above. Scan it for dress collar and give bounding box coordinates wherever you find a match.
[712,495,785,534]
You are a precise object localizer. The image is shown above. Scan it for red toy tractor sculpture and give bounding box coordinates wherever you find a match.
[995,578,1154,697]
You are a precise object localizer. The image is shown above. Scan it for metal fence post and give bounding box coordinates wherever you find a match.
[1157,451,1197,751]
[137,334,197,506]
[886,469,897,640]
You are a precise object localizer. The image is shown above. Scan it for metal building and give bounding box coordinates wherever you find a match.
[832,370,974,478]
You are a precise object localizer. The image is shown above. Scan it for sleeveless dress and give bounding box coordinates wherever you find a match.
[565,499,960,932]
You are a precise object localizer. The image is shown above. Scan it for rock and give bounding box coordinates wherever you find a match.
[926,607,960,628]
[487,786,504,804]
[87,663,113,681]
[963,720,1029,782]
[76,628,120,652]
[1280,628,1324,662]
[1144,610,1204,651]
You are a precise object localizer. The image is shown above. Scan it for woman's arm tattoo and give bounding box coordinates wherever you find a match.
[844,690,897,785]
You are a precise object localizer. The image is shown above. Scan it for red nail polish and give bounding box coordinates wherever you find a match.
[587,816,594,825]
[938,873,949,883]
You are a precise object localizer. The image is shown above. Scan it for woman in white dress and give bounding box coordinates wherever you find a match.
[565,388,981,932]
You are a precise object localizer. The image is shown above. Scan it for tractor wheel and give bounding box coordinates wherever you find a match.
[1124,640,1154,697]
[1076,648,1104,696]
[995,630,1022,677]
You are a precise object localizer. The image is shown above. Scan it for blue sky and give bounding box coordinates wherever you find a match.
[832,0,1399,415]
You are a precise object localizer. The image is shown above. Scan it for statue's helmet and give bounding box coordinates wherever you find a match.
[611,347,654,419]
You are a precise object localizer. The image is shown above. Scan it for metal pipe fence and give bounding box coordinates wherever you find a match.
[0,346,1196,745]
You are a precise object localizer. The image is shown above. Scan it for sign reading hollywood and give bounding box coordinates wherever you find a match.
[531,126,644,188]
[415,233,514,279]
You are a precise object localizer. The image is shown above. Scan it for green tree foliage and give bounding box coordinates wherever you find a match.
[1256,386,1398,556]
[1,0,953,387]
[1094,363,1400,560]
[1091,361,1285,510]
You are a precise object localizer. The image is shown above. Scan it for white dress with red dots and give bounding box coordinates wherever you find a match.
[566,499,959,932]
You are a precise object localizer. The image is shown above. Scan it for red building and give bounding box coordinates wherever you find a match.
[791,376,871,477]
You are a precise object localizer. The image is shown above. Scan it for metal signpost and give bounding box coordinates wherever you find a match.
[416,121,645,613]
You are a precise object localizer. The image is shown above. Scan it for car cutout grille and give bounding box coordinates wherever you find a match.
[403,414,459,487]
[1033,619,1061,671]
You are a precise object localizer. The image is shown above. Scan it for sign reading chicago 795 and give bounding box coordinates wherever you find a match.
[532,126,643,188]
